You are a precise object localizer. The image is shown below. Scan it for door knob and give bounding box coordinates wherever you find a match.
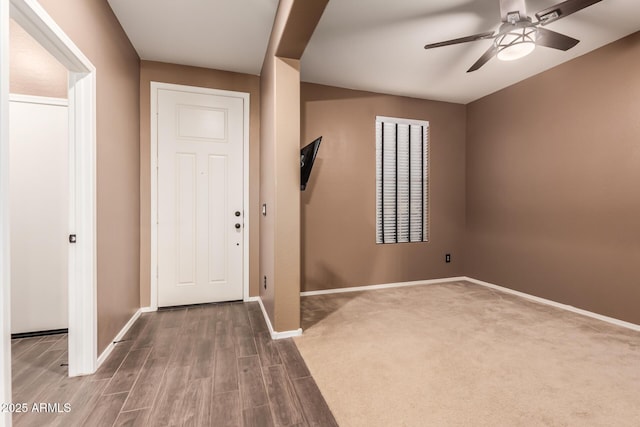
[235,223,241,229]
[235,211,241,217]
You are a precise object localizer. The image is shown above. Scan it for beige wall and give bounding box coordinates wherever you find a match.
[259,54,302,331]
[301,83,467,291]
[39,0,140,353]
[259,0,300,331]
[259,52,277,324]
[260,0,327,331]
[465,31,640,325]
[9,19,67,98]
[139,61,261,305]
[273,56,301,331]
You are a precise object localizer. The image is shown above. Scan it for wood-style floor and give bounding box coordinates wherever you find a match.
[11,301,337,427]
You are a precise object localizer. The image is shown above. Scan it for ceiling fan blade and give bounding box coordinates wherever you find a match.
[535,27,580,51]
[424,31,495,50]
[467,44,498,73]
[535,0,602,26]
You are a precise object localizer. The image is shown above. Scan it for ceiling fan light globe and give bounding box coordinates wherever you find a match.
[497,42,536,61]
[495,25,538,61]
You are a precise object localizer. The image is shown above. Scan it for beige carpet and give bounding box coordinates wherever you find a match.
[294,281,640,427]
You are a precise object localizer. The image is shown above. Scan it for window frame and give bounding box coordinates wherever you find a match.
[375,115,429,245]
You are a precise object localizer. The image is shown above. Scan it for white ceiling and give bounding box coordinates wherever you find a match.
[107,0,279,75]
[108,0,640,104]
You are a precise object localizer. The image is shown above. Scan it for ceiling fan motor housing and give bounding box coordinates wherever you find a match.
[500,0,528,22]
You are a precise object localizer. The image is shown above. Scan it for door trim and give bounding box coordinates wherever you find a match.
[1,0,97,401]
[150,82,250,310]
[9,93,68,107]
[0,2,10,421]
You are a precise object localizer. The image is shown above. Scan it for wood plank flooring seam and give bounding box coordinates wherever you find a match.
[102,347,152,397]
[117,406,153,413]
[274,340,311,380]
[238,356,266,408]
[118,345,173,413]
[262,364,306,427]
[11,338,43,359]
[245,303,293,426]
[93,341,135,380]
[275,341,328,427]
[279,357,312,427]
[243,305,279,427]
[112,408,151,427]
[252,329,280,427]
[81,390,128,427]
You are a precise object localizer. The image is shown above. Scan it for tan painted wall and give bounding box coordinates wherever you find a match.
[9,19,67,98]
[139,61,261,305]
[39,0,140,353]
[274,57,301,331]
[258,0,298,329]
[465,31,640,325]
[260,0,327,332]
[259,53,301,330]
[260,53,277,323]
[301,83,467,291]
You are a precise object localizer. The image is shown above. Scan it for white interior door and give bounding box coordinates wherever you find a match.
[157,89,244,306]
[9,96,68,333]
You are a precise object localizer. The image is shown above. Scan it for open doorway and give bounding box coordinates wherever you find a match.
[1,1,97,421]
[9,16,71,408]
[9,18,69,339]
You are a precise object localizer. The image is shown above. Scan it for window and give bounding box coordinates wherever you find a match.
[376,116,428,244]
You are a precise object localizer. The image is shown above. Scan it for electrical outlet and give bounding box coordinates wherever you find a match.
[445,253,451,263]
[263,275,267,290]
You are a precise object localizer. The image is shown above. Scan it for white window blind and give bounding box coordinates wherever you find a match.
[376,116,428,244]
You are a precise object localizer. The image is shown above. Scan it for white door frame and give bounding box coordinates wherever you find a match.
[0,1,10,422]
[1,3,97,415]
[150,82,250,310]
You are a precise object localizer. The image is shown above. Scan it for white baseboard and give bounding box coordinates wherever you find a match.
[140,306,157,313]
[300,277,467,297]
[270,327,303,339]
[464,277,640,332]
[252,296,302,340]
[96,308,142,368]
[300,276,639,333]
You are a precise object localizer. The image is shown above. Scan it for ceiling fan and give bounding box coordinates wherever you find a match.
[424,0,603,72]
